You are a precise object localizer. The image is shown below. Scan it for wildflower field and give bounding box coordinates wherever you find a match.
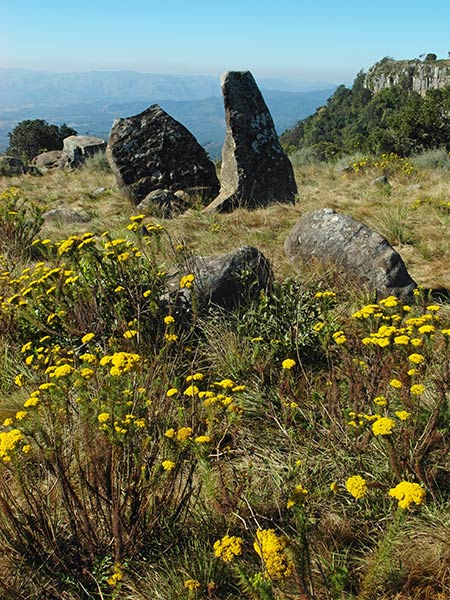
[0,152,449,599]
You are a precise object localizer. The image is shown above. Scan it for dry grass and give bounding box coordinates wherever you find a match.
[2,155,450,289]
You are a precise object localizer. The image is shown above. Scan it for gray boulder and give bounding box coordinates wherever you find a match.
[166,246,273,310]
[32,150,63,169]
[42,208,91,224]
[106,104,220,206]
[61,135,106,168]
[136,188,189,218]
[284,208,417,300]
[204,71,297,213]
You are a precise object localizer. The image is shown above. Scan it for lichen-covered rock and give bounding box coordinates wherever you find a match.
[106,104,219,206]
[204,71,297,213]
[0,156,27,176]
[284,208,417,300]
[166,246,273,310]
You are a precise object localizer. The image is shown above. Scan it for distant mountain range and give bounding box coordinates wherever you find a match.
[0,69,335,157]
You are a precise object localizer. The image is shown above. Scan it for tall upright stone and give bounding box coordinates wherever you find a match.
[107,104,220,206]
[204,71,297,213]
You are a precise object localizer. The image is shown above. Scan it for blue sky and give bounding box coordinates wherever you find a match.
[2,0,450,85]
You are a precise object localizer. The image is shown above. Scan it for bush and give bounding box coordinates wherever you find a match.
[7,120,77,161]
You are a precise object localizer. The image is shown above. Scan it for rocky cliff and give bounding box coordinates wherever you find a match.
[364,57,450,95]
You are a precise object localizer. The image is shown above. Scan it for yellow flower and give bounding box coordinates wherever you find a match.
[162,460,176,471]
[14,374,24,387]
[186,373,204,382]
[164,333,178,342]
[389,481,426,509]
[15,411,27,421]
[213,535,243,563]
[123,329,138,339]
[184,579,201,591]
[389,378,402,389]
[395,410,411,421]
[408,353,424,364]
[372,417,395,436]
[282,359,296,370]
[313,322,324,332]
[287,484,308,508]
[180,273,195,289]
[345,475,367,499]
[177,427,193,442]
[97,413,110,423]
[166,388,179,397]
[253,529,293,580]
[394,335,410,345]
[164,315,175,325]
[194,435,211,443]
[410,384,425,395]
[49,364,74,378]
[373,396,387,406]
[164,428,176,439]
[418,325,435,334]
[81,333,95,344]
[183,385,199,397]
[330,481,338,493]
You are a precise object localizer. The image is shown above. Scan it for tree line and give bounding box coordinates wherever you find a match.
[280,71,450,160]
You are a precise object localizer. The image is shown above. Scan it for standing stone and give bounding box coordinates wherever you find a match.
[107,104,220,206]
[284,208,417,301]
[204,71,297,213]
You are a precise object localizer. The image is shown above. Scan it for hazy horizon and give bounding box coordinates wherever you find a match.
[2,0,450,88]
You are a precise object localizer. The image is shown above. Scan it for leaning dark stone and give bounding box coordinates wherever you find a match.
[166,246,273,310]
[106,104,219,207]
[204,71,297,213]
[284,208,417,301]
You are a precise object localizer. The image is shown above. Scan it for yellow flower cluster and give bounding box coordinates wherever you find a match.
[253,529,293,580]
[287,484,309,508]
[0,428,24,462]
[371,416,395,436]
[180,273,195,289]
[389,481,426,509]
[345,475,367,499]
[99,352,141,376]
[213,535,243,562]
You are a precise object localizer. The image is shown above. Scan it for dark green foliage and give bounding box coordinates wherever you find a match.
[281,71,450,159]
[7,119,77,161]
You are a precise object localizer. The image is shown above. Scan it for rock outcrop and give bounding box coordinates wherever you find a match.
[204,71,297,213]
[364,57,450,95]
[107,104,219,207]
[166,246,273,310]
[284,208,417,300]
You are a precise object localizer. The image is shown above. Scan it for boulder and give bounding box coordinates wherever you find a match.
[61,135,106,168]
[42,208,91,224]
[136,188,189,218]
[284,208,417,301]
[0,156,27,176]
[204,71,297,213]
[106,104,220,206]
[32,150,63,169]
[166,246,273,310]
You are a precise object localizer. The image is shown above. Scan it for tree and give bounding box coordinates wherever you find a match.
[7,120,77,161]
